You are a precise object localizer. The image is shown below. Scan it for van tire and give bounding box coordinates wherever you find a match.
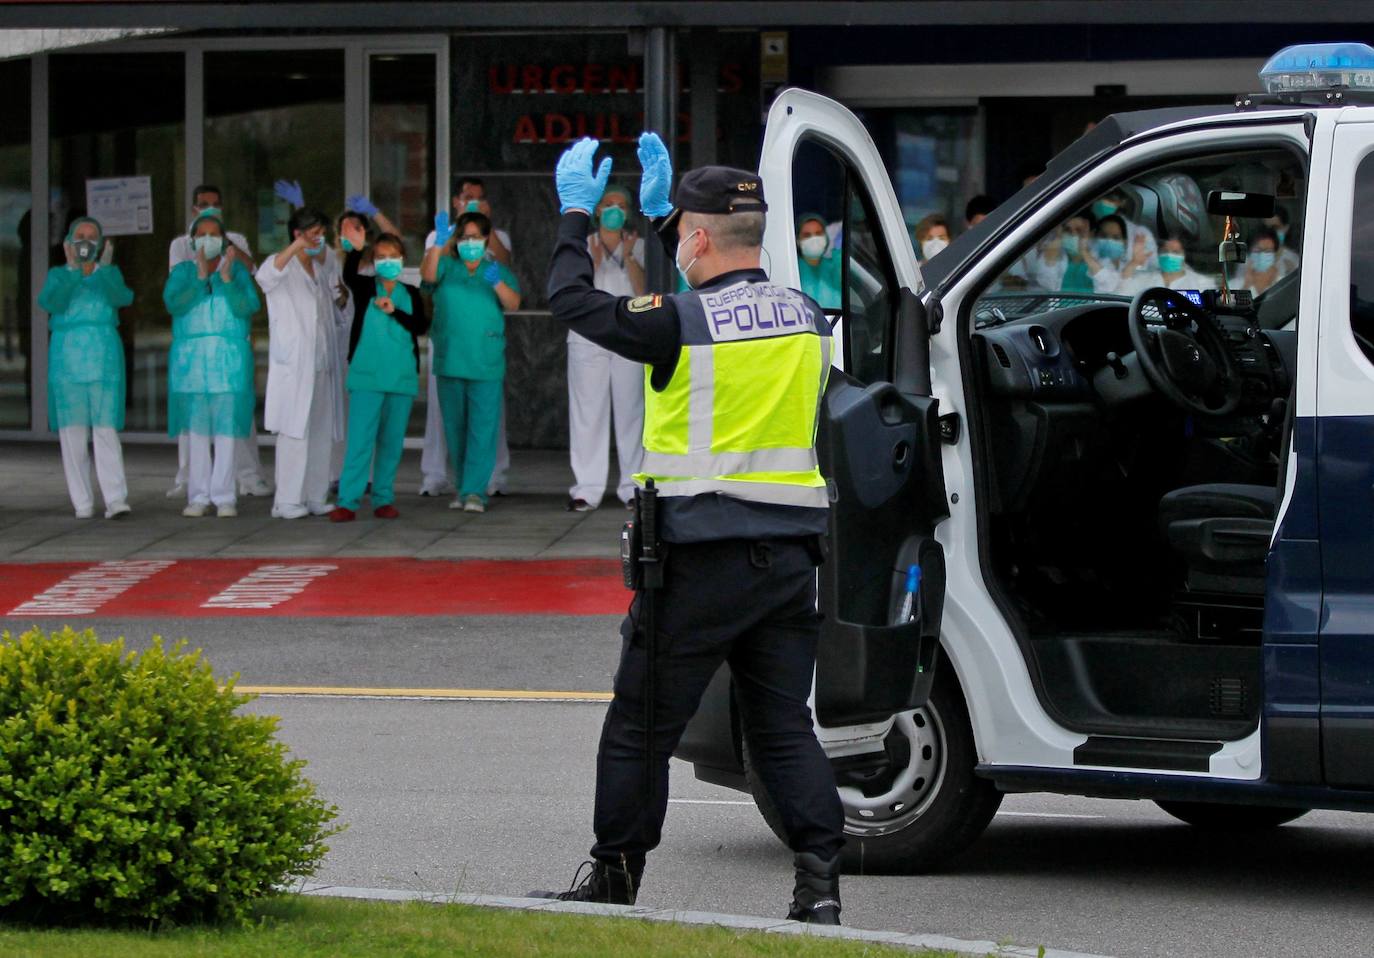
[744,666,1001,874]
[1155,801,1308,830]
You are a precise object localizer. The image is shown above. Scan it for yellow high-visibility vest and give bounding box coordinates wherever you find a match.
[636,279,832,509]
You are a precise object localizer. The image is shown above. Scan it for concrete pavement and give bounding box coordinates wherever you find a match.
[0,440,625,562]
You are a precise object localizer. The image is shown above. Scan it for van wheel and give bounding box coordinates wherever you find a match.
[1155,801,1308,830]
[744,667,1001,873]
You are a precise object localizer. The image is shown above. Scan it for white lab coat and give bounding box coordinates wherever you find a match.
[256,252,348,442]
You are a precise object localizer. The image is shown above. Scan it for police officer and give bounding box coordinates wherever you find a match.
[531,134,845,924]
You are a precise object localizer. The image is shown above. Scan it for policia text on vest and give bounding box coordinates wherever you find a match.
[530,134,845,925]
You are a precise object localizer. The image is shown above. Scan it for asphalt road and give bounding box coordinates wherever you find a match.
[15,612,1374,957]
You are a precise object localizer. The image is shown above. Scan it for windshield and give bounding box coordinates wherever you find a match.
[972,147,1304,329]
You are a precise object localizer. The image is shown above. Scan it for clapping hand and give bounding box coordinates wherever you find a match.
[273,179,305,208]
[555,137,612,214]
[482,262,502,287]
[637,131,673,218]
[1129,233,1150,267]
[218,245,236,281]
[374,295,395,314]
[434,211,456,246]
[347,194,380,217]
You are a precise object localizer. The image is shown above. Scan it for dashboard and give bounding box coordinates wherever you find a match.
[973,300,1293,411]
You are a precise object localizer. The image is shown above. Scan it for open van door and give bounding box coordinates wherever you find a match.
[759,89,950,732]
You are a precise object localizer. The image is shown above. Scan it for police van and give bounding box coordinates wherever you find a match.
[677,43,1374,871]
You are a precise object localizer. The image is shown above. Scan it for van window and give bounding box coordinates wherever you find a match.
[1350,154,1374,365]
[793,138,902,385]
[973,148,1305,328]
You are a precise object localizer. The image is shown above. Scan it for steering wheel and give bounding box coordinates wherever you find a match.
[1127,287,1242,417]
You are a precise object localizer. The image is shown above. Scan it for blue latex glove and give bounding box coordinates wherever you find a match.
[555,137,612,215]
[637,132,673,218]
[433,211,455,246]
[273,179,305,209]
[482,262,502,287]
[346,193,379,217]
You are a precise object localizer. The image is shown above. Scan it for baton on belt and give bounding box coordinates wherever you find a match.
[635,479,664,802]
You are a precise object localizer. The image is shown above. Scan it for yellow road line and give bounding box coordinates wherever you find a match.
[232,684,612,702]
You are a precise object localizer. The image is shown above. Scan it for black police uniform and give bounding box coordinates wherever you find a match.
[543,166,845,911]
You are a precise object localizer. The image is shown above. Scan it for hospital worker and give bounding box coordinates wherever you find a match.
[566,184,645,512]
[256,208,349,519]
[420,210,521,513]
[329,226,429,522]
[40,216,134,519]
[796,213,842,310]
[164,210,261,517]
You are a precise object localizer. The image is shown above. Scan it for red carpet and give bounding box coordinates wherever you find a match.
[0,558,627,618]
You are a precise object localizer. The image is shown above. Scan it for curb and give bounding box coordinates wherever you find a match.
[295,882,1116,958]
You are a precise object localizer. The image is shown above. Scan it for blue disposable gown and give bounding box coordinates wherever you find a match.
[40,264,134,431]
[163,259,261,438]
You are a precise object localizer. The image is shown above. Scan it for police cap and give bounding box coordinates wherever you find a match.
[663,165,768,230]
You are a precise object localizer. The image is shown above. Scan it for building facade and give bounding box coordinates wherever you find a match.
[1,2,1371,447]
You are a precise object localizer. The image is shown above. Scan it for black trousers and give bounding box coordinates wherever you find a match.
[590,536,845,867]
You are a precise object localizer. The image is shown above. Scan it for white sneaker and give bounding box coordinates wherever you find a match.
[165,482,186,499]
[448,496,466,510]
[216,504,238,518]
[306,502,334,516]
[183,502,208,518]
[74,507,95,519]
[271,503,308,519]
[462,494,486,513]
[238,477,273,497]
[105,501,132,519]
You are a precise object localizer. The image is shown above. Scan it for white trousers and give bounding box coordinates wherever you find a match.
[421,340,510,494]
[567,336,644,506]
[187,433,237,507]
[59,425,127,514]
[273,370,335,511]
[176,424,265,486]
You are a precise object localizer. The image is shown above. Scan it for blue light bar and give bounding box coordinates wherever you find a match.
[1259,42,1374,94]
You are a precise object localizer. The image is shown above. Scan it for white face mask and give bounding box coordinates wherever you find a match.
[799,235,828,259]
[921,237,949,260]
[193,235,224,260]
[675,229,703,289]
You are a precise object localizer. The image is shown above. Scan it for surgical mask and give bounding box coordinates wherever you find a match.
[193,235,224,260]
[798,235,828,259]
[341,236,363,253]
[374,258,404,281]
[921,237,949,260]
[457,238,487,263]
[599,205,627,231]
[1061,234,1081,256]
[1249,250,1276,272]
[72,239,100,262]
[1095,238,1125,261]
[464,200,482,213]
[675,229,702,289]
[1091,199,1119,219]
[303,237,326,257]
[1158,252,1185,274]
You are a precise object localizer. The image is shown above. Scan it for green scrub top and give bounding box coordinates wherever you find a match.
[798,253,843,310]
[347,281,419,396]
[426,255,520,382]
[1062,259,1093,293]
[40,264,134,431]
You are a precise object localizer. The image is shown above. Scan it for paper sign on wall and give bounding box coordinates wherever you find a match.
[84,176,153,237]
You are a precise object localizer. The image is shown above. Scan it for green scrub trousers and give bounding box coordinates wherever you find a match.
[437,376,503,503]
[337,390,414,510]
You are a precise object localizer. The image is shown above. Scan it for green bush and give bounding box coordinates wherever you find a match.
[0,626,339,925]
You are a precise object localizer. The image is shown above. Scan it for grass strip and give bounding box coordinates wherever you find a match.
[0,894,971,957]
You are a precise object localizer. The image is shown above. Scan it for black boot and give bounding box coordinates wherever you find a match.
[529,859,642,905]
[786,851,841,925]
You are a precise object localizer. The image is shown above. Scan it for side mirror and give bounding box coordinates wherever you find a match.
[1206,190,1276,218]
